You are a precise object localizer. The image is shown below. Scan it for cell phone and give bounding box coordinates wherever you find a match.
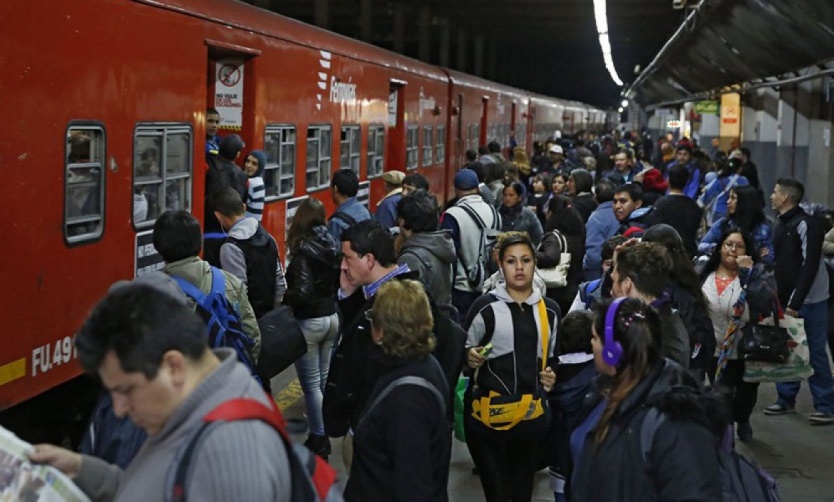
[479,343,493,357]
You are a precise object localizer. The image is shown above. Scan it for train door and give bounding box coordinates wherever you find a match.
[203,45,259,260]
[388,80,406,173]
[480,96,489,148]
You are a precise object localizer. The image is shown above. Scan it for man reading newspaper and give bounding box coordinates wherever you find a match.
[28,282,292,501]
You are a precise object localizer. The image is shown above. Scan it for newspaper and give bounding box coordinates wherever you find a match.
[0,426,90,502]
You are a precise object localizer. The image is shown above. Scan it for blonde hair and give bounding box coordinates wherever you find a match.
[372,280,436,359]
[513,147,531,175]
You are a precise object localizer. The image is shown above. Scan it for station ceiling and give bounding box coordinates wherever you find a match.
[243,0,685,108]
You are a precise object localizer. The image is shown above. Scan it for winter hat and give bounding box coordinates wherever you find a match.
[642,168,668,193]
[219,134,245,160]
[248,150,267,177]
[382,170,405,186]
[454,169,480,190]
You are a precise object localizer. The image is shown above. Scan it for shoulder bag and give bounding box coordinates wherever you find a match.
[537,230,571,288]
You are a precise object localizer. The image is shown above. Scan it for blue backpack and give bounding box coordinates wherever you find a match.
[172,268,260,384]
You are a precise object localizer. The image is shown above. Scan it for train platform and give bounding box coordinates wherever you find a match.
[272,366,834,501]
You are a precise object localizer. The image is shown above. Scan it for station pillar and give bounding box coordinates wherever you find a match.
[439,18,450,67]
[314,0,330,30]
[393,3,405,54]
[456,29,467,73]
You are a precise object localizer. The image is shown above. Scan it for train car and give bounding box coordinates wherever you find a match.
[443,70,531,199]
[0,0,610,437]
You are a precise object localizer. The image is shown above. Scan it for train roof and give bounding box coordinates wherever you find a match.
[140,0,449,82]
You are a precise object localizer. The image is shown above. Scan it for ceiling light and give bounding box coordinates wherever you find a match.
[621,99,629,108]
[593,0,623,87]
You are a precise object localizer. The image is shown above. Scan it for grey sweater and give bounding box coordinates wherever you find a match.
[74,349,291,501]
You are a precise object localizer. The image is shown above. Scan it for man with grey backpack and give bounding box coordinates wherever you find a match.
[441,169,502,321]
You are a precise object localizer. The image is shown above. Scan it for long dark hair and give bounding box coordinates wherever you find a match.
[699,226,758,282]
[592,298,662,446]
[286,198,326,251]
[726,185,766,236]
[642,224,706,308]
[545,194,585,238]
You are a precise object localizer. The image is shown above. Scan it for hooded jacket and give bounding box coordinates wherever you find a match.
[570,360,725,501]
[397,230,456,306]
[284,225,341,320]
[464,284,559,397]
[74,349,290,502]
[245,150,266,221]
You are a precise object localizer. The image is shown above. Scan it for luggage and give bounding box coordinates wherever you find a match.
[257,305,307,380]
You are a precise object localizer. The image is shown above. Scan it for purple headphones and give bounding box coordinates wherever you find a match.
[603,297,627,366]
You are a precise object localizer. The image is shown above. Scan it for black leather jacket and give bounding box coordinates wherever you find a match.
[284,225,341,319]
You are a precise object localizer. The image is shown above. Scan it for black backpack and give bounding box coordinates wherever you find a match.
[641,407,780,501]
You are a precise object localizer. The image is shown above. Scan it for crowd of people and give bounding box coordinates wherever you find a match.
[27,124,834,501]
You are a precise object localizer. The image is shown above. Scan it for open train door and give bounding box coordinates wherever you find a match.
[480,96,489,148]
[203,43,260,262]
[387,80,407,173]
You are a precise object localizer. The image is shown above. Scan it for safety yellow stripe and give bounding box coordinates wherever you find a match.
[0,359,26,386]
[273,379,303,411]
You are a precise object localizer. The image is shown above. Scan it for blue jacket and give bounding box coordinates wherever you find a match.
[698,217,774,265]
[699,174,749,225]
[375,191,402,230]
[328,197,372,242]
[583,201,618,281]
[666,160,701,199]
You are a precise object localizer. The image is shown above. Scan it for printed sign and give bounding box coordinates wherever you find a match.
[694,101,719,114]
[135,229,165,277]
[215,58,245,130]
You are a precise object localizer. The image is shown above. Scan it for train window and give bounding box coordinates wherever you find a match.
[367,125,385,178]
[340,125,361,174]
[435,125,445,164]
[306,125,332,191]
[422,126,433,166]
[264,125,296,200]
[65,126,106,243]
[406,125,419,170]
[132,125,193,228]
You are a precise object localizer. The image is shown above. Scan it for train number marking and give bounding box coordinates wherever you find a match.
[32,336,76,376]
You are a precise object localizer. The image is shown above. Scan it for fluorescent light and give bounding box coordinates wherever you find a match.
[593,0,623,87]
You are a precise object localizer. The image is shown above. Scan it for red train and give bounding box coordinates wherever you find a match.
[0,0,613,418]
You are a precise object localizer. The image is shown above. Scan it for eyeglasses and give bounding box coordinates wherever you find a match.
[723,241,746,251]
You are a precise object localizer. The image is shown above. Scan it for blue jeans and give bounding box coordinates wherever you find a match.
[776,301,834,413]
[294,313,339,435]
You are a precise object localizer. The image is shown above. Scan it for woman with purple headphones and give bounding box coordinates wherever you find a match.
[568,297,726,501]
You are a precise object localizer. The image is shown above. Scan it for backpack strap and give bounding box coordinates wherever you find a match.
[357,375,446,430]
[330,211,357,227]
[400,247,434,271]
[171,275,211,311]
[640,407,667,471]
[172,396,338,502]
[209,267,227,298]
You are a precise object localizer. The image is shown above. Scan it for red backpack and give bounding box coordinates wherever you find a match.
[171,396,343,502]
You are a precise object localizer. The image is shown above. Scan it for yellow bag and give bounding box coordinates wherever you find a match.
[471,300,550,430]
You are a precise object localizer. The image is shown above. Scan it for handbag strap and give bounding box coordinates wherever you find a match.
[477,393,533,430]
[538,299,549,374]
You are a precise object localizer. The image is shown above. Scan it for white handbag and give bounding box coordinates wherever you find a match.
[537,230,571,288]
